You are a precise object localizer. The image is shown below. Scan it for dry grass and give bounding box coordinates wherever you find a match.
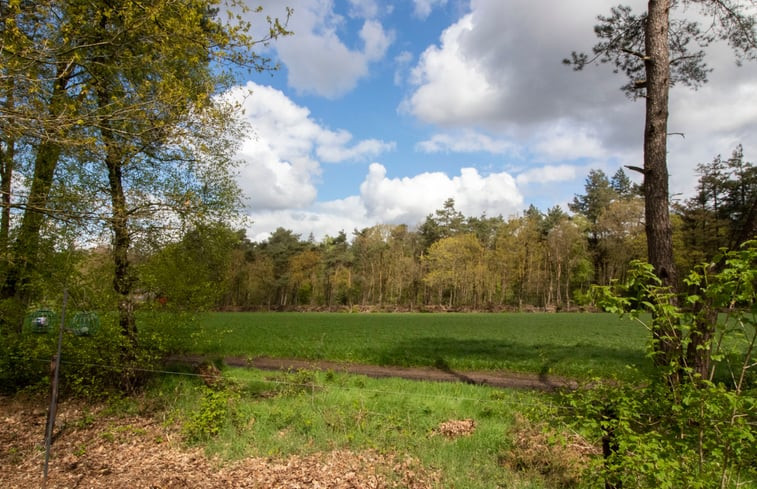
[500,415,600,488]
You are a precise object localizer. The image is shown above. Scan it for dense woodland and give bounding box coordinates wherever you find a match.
[118,147,755,312]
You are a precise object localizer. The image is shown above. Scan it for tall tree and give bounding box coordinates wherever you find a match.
[568,1,757,375]
[419,198,466,249]
[1,1,291,349]
[677,146,757,265]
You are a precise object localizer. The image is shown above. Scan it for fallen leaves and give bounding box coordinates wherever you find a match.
[433,419,476,438]
[0,395,440,489]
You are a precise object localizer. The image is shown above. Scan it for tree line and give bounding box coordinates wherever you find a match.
[121,151,754,313]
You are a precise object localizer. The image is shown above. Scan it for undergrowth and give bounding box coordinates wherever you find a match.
[148,366,565,489]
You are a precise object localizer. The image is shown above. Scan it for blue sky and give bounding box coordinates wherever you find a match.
[230,0,757,242]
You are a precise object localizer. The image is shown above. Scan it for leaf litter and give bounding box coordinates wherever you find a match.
[0,395,440,489]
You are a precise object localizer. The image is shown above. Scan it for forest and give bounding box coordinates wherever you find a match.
[129,147,756,312]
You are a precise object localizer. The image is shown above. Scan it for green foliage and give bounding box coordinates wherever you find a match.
[676,145,757,270]
[571,243,757,487]
[183,386,241,443]
[140,223,241,311]
[0,306,207,396]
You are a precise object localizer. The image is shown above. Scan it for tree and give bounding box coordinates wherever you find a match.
[567,1,757,374]
[570,169,626,285]
[141,223,241,310]
[423,234,486,308]
[419,198,466,249]
[258,228,307,307]
[0,1,291,350]
[677,145,757,269]
[568,1,756,284]
[610,168,637,198]
[570,170,615,228]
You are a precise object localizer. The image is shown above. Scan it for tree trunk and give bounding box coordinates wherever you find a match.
[644,0,679,370]
[0,87,15,257]
[0,67,69,331]
[96,82,137,352]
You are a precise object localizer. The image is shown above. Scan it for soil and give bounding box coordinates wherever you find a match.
[169,355,579,392]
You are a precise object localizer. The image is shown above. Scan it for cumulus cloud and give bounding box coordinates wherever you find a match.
[360,163,523,224]
[228,82,394,211]
[247,197,368,243]
[260,0,393,98]
[393,50,414,85]
[403,14,502,125]
[248,162,526,243]
[403,0,757,200]
[530,121,607,162]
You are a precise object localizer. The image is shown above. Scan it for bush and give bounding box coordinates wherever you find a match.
[183,386,241,442]
[566,243,757,488]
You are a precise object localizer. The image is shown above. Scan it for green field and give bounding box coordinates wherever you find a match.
[153,367,556,489]
[188,312,651,381]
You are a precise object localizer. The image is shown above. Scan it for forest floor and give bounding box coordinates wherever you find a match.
[1,394,442,488]
[2,359,576,488]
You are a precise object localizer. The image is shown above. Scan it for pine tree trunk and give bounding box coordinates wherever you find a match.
[644,0,679,370]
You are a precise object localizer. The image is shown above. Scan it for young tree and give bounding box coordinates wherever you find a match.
[567,1,757,374]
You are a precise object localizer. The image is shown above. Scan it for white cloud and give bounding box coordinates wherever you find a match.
[247,197,368,243]
[531,121,607,162]
[393,50,414,85]
[317,138,396,162]
[515,165,580,186]
[403,0,757,203]
[347,0,379,18]
[228,82,394,210]
[264,0,393,98]
[413,0,447,19]
[416,130,517,154]
[360,20,393,61]
[360,163,523,224]
[403,0,647,137]
[403,14,502,125]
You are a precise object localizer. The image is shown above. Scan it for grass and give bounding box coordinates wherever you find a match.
[148,365,563,489]
[184,312,651,381]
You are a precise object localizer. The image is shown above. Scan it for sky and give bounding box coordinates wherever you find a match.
[229,0,757,243]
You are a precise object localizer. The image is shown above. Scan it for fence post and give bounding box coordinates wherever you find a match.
[42,288,68,487]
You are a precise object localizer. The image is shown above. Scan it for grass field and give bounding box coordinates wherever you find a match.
[153,312,655,487]
[187,312,652,381]
[150,364,564,489]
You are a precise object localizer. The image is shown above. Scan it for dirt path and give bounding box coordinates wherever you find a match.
[168,355,579,391]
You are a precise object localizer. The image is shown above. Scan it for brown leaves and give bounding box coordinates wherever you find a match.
[433,418,476,438]
[0,395,439,489]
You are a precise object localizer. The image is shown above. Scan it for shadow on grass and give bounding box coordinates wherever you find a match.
[373,337,651,381]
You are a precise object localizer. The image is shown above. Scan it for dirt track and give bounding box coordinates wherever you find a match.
[169,355,579,391]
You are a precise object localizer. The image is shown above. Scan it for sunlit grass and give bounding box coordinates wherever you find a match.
[185,312,651,381]
[149,366,560,489]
